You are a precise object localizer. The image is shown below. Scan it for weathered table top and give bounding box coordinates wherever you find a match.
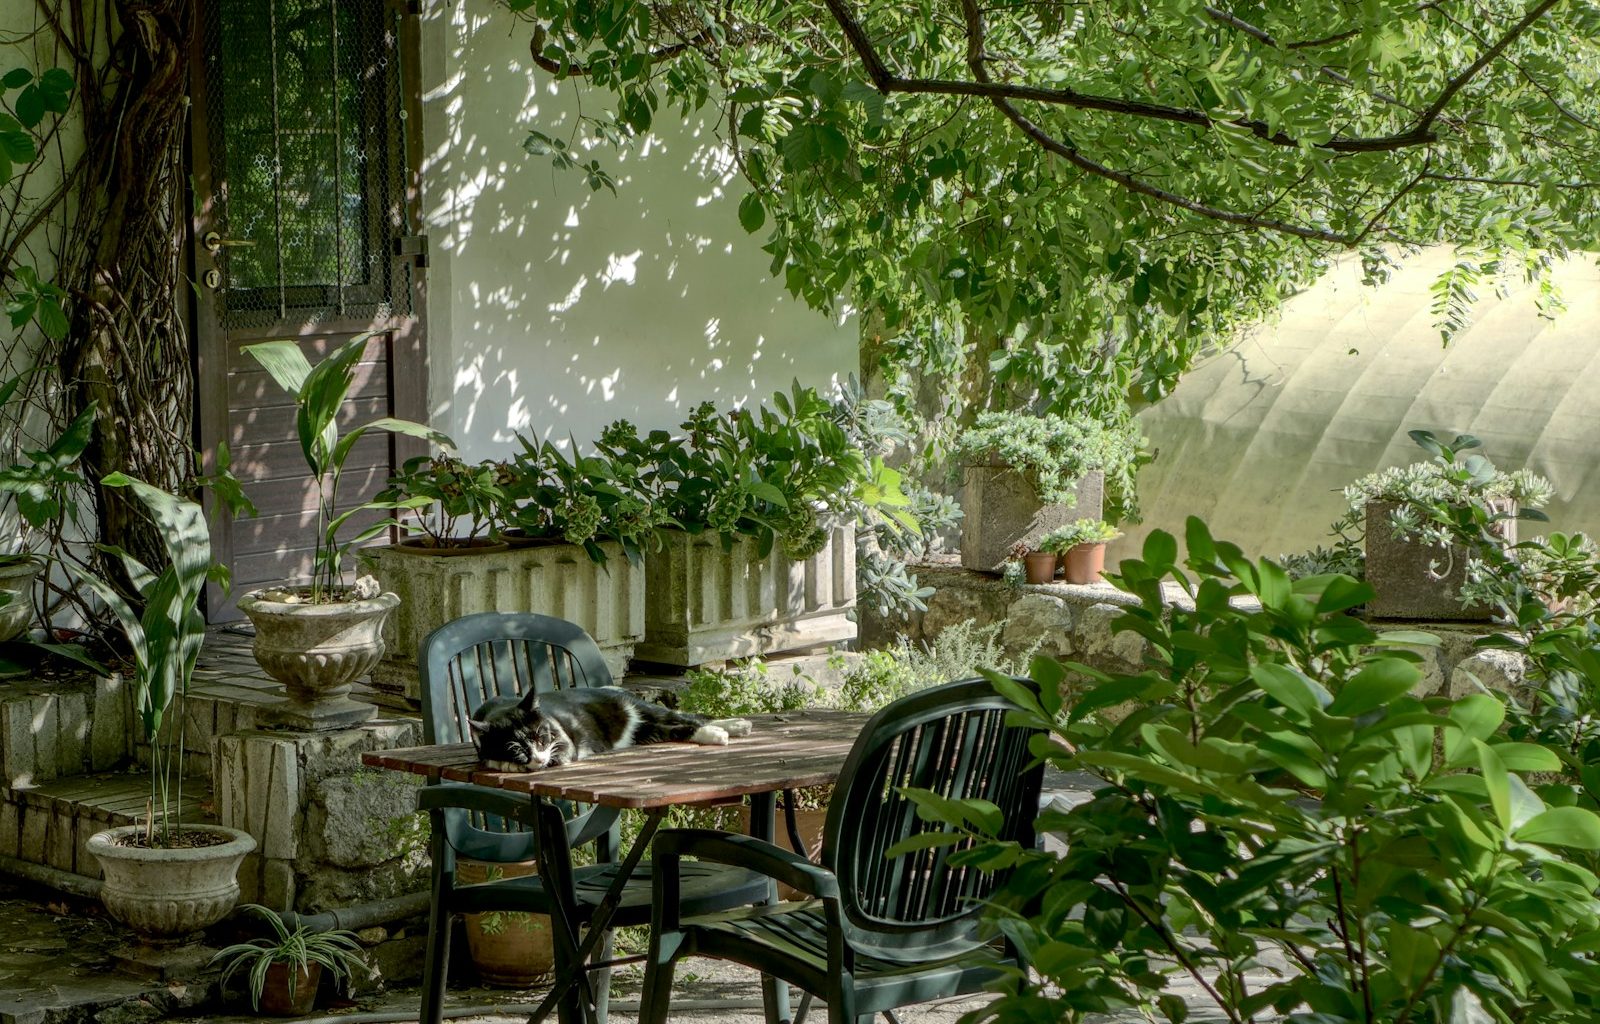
[361,709,871,809]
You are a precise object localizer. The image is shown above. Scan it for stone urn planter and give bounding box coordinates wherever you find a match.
[87,825,256,944]
[638,526,857,667]
[1364,499,1516,621]
[236,590,399,730]
[367,540,643,704]
[0,556,41,644]
[961,467,1104,573]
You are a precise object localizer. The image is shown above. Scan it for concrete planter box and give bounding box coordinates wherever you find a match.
[367,540,643,702]
[960,466,1104,573]
[637,526,857,667]
[1364,499,1516,621]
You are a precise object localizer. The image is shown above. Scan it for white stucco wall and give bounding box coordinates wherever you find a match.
[417,6,857,461]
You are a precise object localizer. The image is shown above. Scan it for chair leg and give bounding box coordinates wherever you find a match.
[418,904,452,1024]
[593,928,615,1024]
[638,929,682,1024]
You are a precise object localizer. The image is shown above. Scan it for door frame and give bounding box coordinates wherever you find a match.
[187,0,431,619]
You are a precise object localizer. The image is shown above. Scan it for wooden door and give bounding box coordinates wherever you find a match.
[191,0,428,620]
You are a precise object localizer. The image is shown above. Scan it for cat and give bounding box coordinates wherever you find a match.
[467,686,754,771]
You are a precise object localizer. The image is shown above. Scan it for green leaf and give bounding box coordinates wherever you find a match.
[1251,663,1330,715]
[738,192,765,233]
[2,69,32,89]
[1326,658,1420,717]
[1476,740,1512,831]
[1516,807,1600,849]
[14,84,43,127]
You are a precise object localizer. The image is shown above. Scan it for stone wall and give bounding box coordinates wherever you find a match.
[863,559,1531,703]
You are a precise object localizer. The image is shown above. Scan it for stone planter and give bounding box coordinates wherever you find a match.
[236,590,399,730]
[0,557,41,644]
[1364,499,1516,621]
[638,526,857,667]
[367,540,643,704]
[87,824,256,945]
[960,466,1103,573]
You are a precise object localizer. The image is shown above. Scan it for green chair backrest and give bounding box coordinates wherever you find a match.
[823,677,1046,962]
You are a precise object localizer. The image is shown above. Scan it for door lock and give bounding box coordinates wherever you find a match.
[202,230,256,254]
[202,269,222,289]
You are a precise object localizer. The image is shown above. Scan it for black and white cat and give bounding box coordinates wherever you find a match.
[467,686,754,771]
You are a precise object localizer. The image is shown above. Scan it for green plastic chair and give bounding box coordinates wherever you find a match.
[639,677,1047,1024]
[415,612,771,1024]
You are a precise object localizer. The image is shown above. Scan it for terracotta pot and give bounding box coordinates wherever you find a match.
[1023,551,1059,585]
[736,805,830,901]
[1063,542,1107,585]
[390,537,511,557]
[259,961,322,1017]
[86,825,256,945]
[0,557,41,644]
[458,860,555,987]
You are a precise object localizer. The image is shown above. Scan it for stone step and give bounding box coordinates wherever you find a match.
[0,673,134,790]
[0,773,216,879]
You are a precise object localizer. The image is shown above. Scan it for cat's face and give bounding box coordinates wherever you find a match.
[467,690,572,771]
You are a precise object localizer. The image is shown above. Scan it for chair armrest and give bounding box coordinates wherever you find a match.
[568,804,621,850]
[417,782,536,826]
[654,828,839,900]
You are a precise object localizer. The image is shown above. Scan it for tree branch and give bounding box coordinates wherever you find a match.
[1415,0,1561,133]
[527,23,714,77]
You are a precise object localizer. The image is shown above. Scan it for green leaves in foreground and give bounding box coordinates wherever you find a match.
[909,516,1600,1024]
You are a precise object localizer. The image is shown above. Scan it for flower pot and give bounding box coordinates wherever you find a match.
[638,526,857,667]
[1063,543,1108,585]
[259,960,322,1016]
[236,589,399,730]
[960,466,1104,573]
[0,556,41,644]
[1363,499,1516,621]
[735,805,830,901]
[389,537,511,557]
[458,860,555,987]
[86,825,256,945]
[1023,551,1059,585]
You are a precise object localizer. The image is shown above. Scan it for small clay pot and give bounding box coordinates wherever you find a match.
[391,537,510,557]
[259,961,322,1017]
[1063,542,1107,585]
[1023,550,1059,585]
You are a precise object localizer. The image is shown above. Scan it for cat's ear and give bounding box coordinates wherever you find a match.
[517,689,541,712]
[467,719,490,736]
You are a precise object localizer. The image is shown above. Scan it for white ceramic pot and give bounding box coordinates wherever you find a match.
[87,824,256,944]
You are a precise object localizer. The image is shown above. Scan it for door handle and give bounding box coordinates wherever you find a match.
[202,230,257,254]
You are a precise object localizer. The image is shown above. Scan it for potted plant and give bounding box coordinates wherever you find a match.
[234,334,452,729]
[73,475,257,944]
[1041,519,1121,585]
[1344,430,1551,621]
[379,453,509,555]
[952,411,1143,573]
[638,384,916,666]
[456,862,555,987]
[1022,547,1059,585]
[0,371,95,646]
[211,904,370,1015]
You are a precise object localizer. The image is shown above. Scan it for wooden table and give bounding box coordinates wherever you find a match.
[362,709,871,1024]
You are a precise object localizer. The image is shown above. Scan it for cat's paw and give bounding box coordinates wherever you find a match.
[713,718,753,738]
[691,724,731,746]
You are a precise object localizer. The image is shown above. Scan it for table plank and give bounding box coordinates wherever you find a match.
[362,709,870,809]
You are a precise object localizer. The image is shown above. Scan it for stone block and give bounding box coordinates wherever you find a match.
[261,857,297,911]
[960,467,1103,573]
[370,540,644,702]
[90,673,131,771]
[1449,649,1528,700]
[1364,500,1509,621]
[19,803,46,863]
[921,586,1012,642]
[45,810,74,874]
[55,691,88,777]
[309,772,424,869]
[1003,594,1075,659]
[1074,602,1144,670]
[0,798,18,858]
[2,694,35,788]
[639,526,857,667]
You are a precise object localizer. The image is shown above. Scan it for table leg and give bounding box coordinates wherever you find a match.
[526,803,667,1024]
[747,792,794,1024]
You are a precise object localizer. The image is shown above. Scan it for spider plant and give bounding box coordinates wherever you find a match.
[210,904,370,1012]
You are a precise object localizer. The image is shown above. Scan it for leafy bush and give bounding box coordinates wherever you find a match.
[953,411,1147,521]
[381,454,506,546]
[911,518,1600,1024]
[839,620,1037,712]
[677,660,820,719]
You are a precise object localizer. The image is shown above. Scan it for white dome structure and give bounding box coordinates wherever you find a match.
[1118,249,1600,563]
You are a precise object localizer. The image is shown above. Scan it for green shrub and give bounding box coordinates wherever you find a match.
[1038,518,1120,553]
[953,410,1147,521]
[910,518,1600,1024]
